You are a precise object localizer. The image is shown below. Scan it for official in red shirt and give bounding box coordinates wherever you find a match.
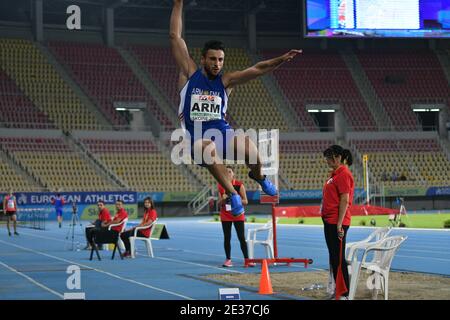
[217,166,254,268]
[3,189,18,236]
[120,197,158,258]
[88,199,128,250]
[321,145,354,300]
[84,200,112,250]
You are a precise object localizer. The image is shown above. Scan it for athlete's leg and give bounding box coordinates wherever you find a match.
[6,215,11,235]
[196,139,244,215]
[57,211,62,228]
[233,221,249,259]
[221,221,233,260]
[197,139,237,195]
[233,135,263,180]
[11,214,17,234]
[233,134,278,196]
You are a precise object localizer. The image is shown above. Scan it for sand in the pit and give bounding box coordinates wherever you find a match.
[205,270,450,300]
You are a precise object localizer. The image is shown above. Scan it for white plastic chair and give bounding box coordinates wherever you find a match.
[327,227,393,296]
[129,219,157,258]
[346,227,392,264]
[108,218,128,252]
[246,218,278,259]
[348,235,407,300]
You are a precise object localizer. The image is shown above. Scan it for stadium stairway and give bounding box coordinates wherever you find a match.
[340,50,392,130]
[0,144,45,192]
[65,132,129,190]
[437,49,450,122]
[0,133,119,192]
[150,135,205,190]
[439,138,450,163]
[435,50,450,91]
[37,43,112,130]
[116,46,178,134]
[355,50,448,131]
[78,134,200,192]
[347,141,390,206]
[339,140,368,202]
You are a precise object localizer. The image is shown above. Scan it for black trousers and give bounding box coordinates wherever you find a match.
[85,227,99,245]
[88,227,119,246]
[221,221,248,260]
[120,229,146,253]
[85,220,104,245]
[323,221,350,296]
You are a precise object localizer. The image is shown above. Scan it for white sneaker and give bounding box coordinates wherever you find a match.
[339,296,349,300]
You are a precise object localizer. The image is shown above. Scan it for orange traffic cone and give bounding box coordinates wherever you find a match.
[258,259,273,294]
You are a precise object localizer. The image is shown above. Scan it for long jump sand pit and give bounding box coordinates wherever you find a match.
[205,270,450,300]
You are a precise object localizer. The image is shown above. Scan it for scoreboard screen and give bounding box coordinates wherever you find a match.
[304,0,450,38]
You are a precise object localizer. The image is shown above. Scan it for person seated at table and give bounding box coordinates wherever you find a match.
[88,199,128,250]
[84,200,112,250]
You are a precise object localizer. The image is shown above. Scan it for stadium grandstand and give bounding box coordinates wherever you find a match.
[1,36,448,209]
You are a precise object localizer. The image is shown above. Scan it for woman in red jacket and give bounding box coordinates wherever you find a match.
[218,166,254,267]
[321,145,354,300]
[121,197,157,258]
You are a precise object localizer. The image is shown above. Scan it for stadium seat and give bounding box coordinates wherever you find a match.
[356,51,449,130]
[350,138,450,187]
[262,50,377,131]
[81,137,195,192]
[0,39,103,131]
[48,42,175,131]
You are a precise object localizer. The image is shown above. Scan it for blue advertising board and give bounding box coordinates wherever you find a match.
[0,192,137,221]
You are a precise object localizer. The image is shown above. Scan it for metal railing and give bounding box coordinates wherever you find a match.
[188,186,216,215]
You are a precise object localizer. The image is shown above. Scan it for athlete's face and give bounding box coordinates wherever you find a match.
[201,49,224,77]
[144,200,152,209]
[115,201,123,210]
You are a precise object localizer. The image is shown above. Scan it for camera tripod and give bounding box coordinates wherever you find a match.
[65,209,83,251]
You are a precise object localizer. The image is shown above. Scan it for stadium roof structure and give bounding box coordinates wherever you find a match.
[0,0,302,34]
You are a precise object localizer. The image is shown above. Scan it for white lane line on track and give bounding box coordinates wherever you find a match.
[0,239,193,300]
[0,259,64,299]
[395,254,450,263]
[14,231,247,273]
[155,256,244,274]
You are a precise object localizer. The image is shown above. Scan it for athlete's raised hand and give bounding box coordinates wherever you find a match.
[284,49,302,62]
[223,49,302,88]
[170,0,196,81]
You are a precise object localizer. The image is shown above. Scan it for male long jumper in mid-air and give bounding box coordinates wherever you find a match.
[170,0,302,215]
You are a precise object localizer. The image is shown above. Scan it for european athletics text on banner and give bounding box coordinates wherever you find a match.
[0,192,137,221]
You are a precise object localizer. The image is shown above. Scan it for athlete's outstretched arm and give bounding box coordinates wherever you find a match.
[222,49,302,89]
[170,0,196,78]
